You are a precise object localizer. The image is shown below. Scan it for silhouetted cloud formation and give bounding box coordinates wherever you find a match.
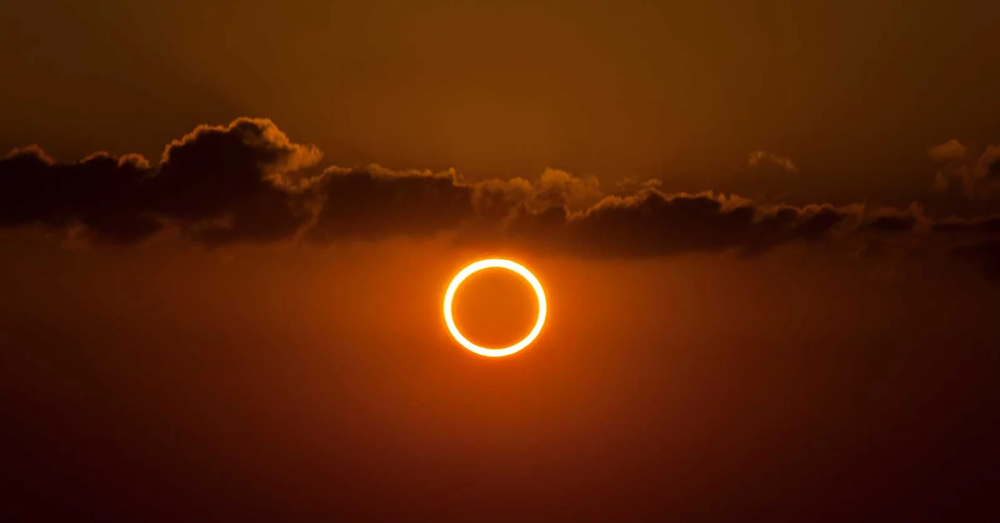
[0,146,158,244]
[309,166,473,242]
[857,205,924,233]
[932,216,1000,234]
[152,118,322,245]
[3,118,1000,277]
[0,118,322,245]
[499,191,852,259]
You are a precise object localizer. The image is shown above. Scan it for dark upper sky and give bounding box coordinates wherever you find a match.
[3,0,999,202]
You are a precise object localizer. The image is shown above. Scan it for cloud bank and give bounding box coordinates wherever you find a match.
[3,118,1000,276]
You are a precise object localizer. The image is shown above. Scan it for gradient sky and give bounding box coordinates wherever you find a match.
[4,0,999,201]
[3,2,1000,522]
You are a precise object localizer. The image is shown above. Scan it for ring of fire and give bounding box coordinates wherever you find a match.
[443,259,547,358]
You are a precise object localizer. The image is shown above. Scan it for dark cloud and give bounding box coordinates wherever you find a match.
[795,206,850,237]
[742,205,850,257]
[309,166,473,243]
[487,190,858,259]
[860,208,920,233]
[0,118,322,245]
[513,191,758,258]
[150,118,322,245]
[0,147,159,244]
[932,216,1000,234]
[3,117,1000,280]
[864,215,916,232]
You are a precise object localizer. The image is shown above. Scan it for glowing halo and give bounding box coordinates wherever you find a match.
[443,259,547,358]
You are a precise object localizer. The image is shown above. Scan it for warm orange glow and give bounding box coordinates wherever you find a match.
[444,259,547,358]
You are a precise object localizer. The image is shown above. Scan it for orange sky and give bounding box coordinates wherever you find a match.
[4,232,999,519]
[3,1,1000,521]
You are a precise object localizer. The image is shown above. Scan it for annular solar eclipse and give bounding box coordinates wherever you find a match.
[443,259,547,357]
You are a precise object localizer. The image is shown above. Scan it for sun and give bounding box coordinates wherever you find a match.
[443,259,547,358]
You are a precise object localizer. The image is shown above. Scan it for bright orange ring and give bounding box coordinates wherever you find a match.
[443,259,547,357]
